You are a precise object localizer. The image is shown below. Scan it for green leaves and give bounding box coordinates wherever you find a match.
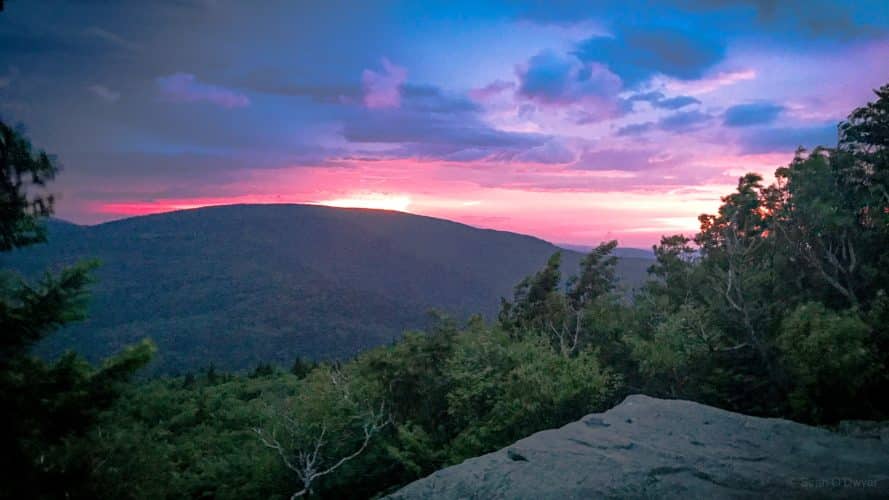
[0,260,97,361]
[83,373,300,499]
[630,305,712,382]
[446,331,613,462]
[500,252,565,333]
[776,303,876,422]
[568,240,618,309]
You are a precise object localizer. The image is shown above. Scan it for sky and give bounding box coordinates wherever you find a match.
[2,0,888,247]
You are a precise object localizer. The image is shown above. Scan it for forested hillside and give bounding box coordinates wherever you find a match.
[3,206,651,373]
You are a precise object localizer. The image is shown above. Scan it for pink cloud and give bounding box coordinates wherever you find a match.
[157,73,250,108]
[660,69,757,95]
[362,58,407,109]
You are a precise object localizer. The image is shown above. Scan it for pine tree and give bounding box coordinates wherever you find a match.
[0,121,154,498]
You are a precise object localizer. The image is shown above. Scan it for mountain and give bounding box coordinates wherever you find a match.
[389,395,889,499]
[3,204,653,374]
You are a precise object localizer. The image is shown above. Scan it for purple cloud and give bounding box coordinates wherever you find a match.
[516,50,622,120]
[658,110,713,132]
[469,80,516,101]
[514,140,577,164]
[723,101,784,127]
[617,122,656,136]
[629,91,701,110]
[362,58,407,109]
[617,110,713,137]
[156,73,249,108]
[341,112,543,149]
[575,148,666,171]
[658,95,701,109]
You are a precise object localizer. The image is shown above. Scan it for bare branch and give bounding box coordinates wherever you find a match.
[254,373,389,498]
[253,427,300,474]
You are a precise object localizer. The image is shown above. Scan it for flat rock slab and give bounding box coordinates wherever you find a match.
[388,395,889,499]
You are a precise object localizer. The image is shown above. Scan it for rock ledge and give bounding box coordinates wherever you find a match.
[388,395,889,499]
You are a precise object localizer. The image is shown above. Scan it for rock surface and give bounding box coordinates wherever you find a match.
[388,395,889,499]
[837,420,889,443]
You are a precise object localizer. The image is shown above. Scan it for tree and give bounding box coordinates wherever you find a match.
[445,328,615,462]
[698,174,787,407]
[498,252,565,334]
[254,365,389,498]
[773,149,864,308]
[0,121,154,498]
[626,84,889,420]
[291,356,316,379]
[644,234,699,307]
[838,83,889,180]
[567,240,618,309]
[1,121,57,251]
[776,303,877,423]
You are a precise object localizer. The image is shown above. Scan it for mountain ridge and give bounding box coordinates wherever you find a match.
[5,204,653,374]
[48,204,629,253]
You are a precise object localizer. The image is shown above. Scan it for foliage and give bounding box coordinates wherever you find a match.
[776,303,878,422]
[254,364,390,498]
[445,330,614,462]
[80,370,298,499]
[498,252,565,333]
[64,318,615,499]
[627,83,889,422]
[0,121,57,251]
[0,121,153,498]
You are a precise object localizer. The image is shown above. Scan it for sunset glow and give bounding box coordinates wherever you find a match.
[317,194,412,212]
[3,1,888,247]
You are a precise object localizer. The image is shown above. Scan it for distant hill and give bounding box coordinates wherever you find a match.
[558,243,655,260]
[3,205,653,374]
